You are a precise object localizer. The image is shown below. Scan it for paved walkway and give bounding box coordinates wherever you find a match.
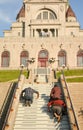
[65,75,83,79]
[0,82,12,110]
[67,82,83,130]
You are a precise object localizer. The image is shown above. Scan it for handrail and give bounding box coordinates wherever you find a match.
[61,70,79,130]
[0,83,12,117]
[0,82,13,118]
[16,67,23,88]
[0,82,17,130]
[0,68,23,130]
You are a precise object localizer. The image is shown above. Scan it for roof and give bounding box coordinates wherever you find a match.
[66,5,76,18]
[16,5,25,20]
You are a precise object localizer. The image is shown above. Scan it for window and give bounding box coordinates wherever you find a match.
[58,50,66,67]
[77,50,83,67]
[37,9,57,20]
[49,12,55,19]
[39,50,48,58]
[1,51,10,67]
[37,13,41,19]
[43,11,48,19]
[20,51,29,67]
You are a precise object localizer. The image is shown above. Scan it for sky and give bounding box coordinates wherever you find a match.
[0,0,83,37]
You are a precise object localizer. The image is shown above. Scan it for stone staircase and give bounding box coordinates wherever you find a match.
[36,75,48,83]
[13,83,70,130]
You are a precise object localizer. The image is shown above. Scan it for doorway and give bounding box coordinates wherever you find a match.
[38,50,48,67]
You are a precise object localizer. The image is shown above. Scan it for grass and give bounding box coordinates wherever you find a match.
[56,69,83,77]
[56,69,83,82]
[63,69,83,76]
[0,69,83,82]
[66,77,83,82]
[0,70,28,82]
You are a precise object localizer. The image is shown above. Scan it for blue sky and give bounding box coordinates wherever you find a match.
[0,0,83,37]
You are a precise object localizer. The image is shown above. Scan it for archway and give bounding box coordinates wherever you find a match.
[58,50,66,67]
[20,51,29,67]
[38,50,48,67]
[1,51,10,67]
[77,50,83,67]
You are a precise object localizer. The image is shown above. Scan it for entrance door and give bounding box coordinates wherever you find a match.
[38,50,48,67]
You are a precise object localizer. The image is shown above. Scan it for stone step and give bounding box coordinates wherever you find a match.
[13,83,70,130]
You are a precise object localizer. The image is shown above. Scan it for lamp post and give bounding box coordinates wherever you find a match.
[26,58,35,79]
[48,57,55,68]
[62,64,65,69]
[20,64,24,69]
[20,64,24,75]
[48,57,55,64]
[18,64,24,83]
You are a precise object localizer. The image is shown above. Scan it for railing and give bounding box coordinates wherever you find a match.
[0,68,23,130]
[60,70,79,130]
[0,82,17,130]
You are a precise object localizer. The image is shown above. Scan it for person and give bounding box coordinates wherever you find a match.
[49,84,62,101]
[21,87,39,106]
[47,99,66,122]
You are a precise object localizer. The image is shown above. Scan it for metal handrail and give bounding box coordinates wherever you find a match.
[61,70,79,130]
[0,68,23,130]
[16,67,23,88]
[0,82,13,115]
[0,82,17,130]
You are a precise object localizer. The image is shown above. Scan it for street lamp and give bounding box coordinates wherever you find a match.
[62,64,65,69]
[48,57,55,64]
[20,64,24,69]
[17,64,24,82]
[26,58,35,64]
[25,58,35,79]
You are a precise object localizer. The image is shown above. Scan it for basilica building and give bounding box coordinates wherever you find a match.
[0,0,83,71]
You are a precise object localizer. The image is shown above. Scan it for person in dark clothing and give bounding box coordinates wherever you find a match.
[47,99,66,122]
[49,84,62,101]
[21,87,39,106]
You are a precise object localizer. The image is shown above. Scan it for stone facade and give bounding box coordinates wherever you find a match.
[0,0,83,70]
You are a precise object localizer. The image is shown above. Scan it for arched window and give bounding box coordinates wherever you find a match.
[37,9,57,20]
[20,51,29,67]
[77,50,83,67]
[38,50,48,67]
[1,51,10,67]
[58,50,66,67]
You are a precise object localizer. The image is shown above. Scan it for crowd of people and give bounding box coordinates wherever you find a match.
[20,83,66,122]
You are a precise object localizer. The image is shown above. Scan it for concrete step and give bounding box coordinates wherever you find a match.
[13,83,70,130]
[37,75,47,83]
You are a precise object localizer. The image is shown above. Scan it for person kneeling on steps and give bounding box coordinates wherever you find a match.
[21,87,39,106]
[47,99,66,122]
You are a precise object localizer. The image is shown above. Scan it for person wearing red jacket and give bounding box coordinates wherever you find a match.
[49,84,62,101]
[47,99,66,122]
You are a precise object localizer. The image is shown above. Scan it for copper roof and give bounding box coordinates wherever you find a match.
[16,5,25,20]
[66,5,76,18]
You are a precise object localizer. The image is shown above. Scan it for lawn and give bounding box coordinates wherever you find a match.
[0,70,28,82]
[66,77,83,82]
[56,69,83,82]
[0,69,83,82]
